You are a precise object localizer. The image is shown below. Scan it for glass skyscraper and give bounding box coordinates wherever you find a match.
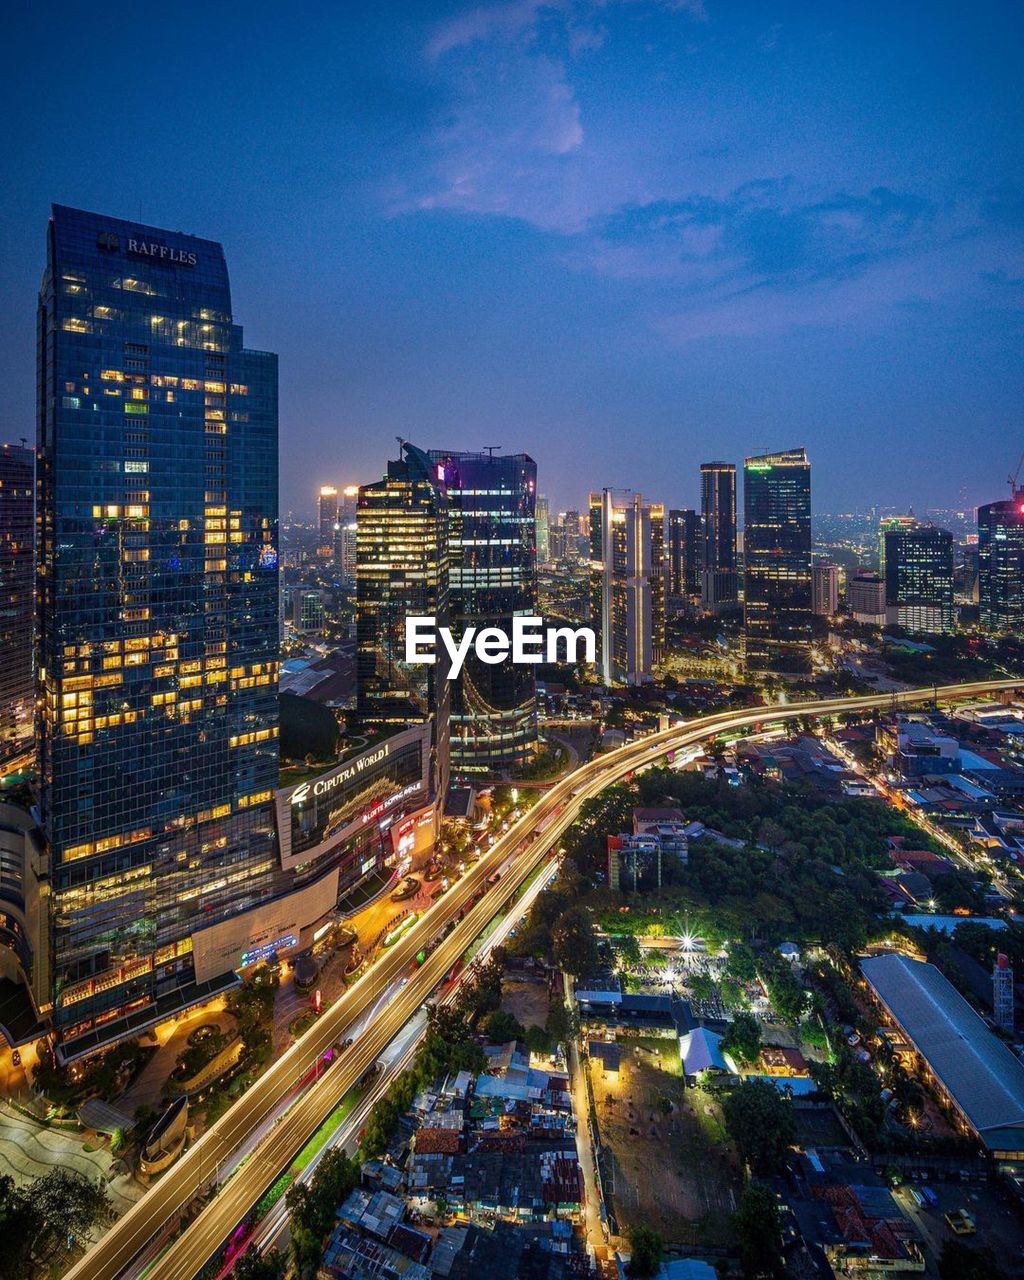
[356,442,450,802]
[979,498,1024,633]
[700,462,738,611]
[743,448,813,674]
[428,450,538,771]
[884,524,955,634]
[667,507,701,600]
[0,442,34,770]
[37,206,282,1053]
[317,485,339,558]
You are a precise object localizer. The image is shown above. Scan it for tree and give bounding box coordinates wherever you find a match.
[722,1080,796,1174]
[0,1167,111,1274]
[615,934,642,967]
[482,1009,525,1043]
[288,1148,360,1275]
[627,1225,663,1276]
[689,973,716,1003]
[233,1246,286,1280]
[726,942,758,982]
[525,1024,552,1056]
[552,907,599,976]
[735,1183,784,1279]
[938,1240,1007,1280]
[545,999,572,1048]
[722,1012,762,1065]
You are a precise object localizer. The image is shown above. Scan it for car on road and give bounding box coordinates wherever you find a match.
[11,1049,20,1067]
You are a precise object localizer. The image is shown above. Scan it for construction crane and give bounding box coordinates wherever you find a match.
[1009,450,1024,499]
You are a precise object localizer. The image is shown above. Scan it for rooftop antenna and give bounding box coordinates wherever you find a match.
[483,445,502,457]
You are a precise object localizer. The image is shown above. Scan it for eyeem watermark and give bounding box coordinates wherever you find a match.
[405,615,596,679]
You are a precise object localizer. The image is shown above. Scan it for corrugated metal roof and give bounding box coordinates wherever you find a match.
[861,952,1024,1135]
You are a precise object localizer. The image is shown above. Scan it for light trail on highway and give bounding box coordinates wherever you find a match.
[234,857,562,1269]
[66,678,1020,1280]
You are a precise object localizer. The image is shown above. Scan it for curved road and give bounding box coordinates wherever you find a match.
[67,678,1020,1280]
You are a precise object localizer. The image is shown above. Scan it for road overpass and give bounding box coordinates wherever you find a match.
[66,678,1020,1280]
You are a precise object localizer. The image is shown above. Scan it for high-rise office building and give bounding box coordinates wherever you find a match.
[979,498,1024,633]
[336,485,359,582]
[878,513,916,577]
[700,462,738,612]
[428,450,538,772]
[812,561,839,618]
[0,443,34,769]
[743,448,813,673]
[589,490,665,685]
[848,570,886,625]
[667,508,702,600]
[535,495,550,565]
[37,207,282,1053]
[356,443,450,801]
[884,524,955,633]
[561,509,583,562]
[317,485,338,558]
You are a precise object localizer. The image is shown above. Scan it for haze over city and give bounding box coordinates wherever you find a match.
[2,0,1022,514]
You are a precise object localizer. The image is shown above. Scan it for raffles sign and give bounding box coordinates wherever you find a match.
[127,238,198,266]
[96,230,198,266]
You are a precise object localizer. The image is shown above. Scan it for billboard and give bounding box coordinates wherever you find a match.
[275,723,430,873]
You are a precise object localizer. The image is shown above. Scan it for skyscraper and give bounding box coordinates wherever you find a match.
[884,525,955,633]
[337,485,359,582]
[0,443,34,769]
[37,207,281,1052]
[979,498,1024,633]
[812,561,839,618]
[667,508,701,600]
[535,494,550,565]
[317,485,338,558]
[700,462,737,612]
[589,490,665,685]
[428,450,538,772]
[743,448,813,673]
[356,443,450,801]
[878,513,916,577]
[848,570,886,625]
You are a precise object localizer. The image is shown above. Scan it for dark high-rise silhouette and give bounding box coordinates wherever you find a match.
[667,508,701,600]
[979,498,1024,634]
[428,450,538,771]
[884,524,955,633]
[700,462,737,611]
[0,442,34,769]
[743,448,813,673]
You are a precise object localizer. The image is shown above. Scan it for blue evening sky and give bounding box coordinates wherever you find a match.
[2,0,1021,516]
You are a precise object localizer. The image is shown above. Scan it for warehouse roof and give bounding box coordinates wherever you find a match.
[860,953,1024,1140]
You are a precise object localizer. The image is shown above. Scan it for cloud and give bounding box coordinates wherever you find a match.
[426,0,553,60]
[560,179,1024,342]
[407,0,708,229]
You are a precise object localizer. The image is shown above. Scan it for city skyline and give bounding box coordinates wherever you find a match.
[2,1,1022,517]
